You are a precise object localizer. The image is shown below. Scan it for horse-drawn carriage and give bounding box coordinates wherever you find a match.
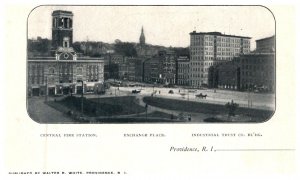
[132,89,141,94]
[195,93,207,99]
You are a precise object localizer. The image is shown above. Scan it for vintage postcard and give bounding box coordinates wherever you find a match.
[2,4,298,180]
[27,6,275,124]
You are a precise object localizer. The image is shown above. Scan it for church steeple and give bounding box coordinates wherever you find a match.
[139,26,145,46]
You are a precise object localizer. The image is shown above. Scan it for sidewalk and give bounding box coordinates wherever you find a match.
[27,97,73,123]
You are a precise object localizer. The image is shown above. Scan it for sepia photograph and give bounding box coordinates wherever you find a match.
[27,6,275,123]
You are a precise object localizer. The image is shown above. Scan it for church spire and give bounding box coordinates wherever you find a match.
[139,26,145,46]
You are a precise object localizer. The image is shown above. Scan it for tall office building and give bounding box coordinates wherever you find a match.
[189,31,251,87]
[255,35,275,53]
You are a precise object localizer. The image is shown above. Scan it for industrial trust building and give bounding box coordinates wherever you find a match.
[27,10,104,96]
[189,31,251,87]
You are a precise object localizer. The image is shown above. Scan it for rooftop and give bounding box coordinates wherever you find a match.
[28,57,55,60]
[190,31,251,39]
[52,10,73,16]
[243,52,275,56]
[28,56,105,61]
[256,35,275,42]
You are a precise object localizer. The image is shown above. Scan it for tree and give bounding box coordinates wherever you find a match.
[28,38,52,56]
[225,100,239,117]
[114,42,137,57]
[170,47,190,57]
[73,42,84,53]
[34,38,51,53]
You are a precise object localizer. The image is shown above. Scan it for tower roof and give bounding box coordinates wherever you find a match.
[52,10,73,17]
[139,26,145,45]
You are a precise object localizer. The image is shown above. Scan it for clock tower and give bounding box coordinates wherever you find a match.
[52,10,73,50]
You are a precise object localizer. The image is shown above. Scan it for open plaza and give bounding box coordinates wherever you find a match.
[27,81,275,123]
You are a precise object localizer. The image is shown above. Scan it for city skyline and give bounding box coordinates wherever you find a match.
[28,6,275,50]
[27,7,275,124]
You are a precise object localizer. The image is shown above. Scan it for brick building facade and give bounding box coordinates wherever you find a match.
[28,10,104,96]
[143,50,176,85]
[176,56,190,86]
[209,53,275,92]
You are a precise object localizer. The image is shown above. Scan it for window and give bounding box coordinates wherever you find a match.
[63,37,70,48]
[49,68,55,75]
[77,68,83,75]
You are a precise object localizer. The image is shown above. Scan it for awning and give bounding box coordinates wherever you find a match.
[86,82,96,87]
[62,83,70,87]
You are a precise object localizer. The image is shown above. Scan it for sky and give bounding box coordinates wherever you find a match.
[28,6,275,50]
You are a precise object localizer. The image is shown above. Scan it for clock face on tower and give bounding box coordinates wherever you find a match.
[63,53,69,59]
[58,52,73,60]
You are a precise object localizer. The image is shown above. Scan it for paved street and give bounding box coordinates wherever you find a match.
[82,85,275,122]
[27,85,275,123]
[116,86,275,110]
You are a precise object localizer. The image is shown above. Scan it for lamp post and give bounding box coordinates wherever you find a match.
[247,83,253,109]
[145,103,148,121]
[60,86,62,95]
[152,81,155,93]
[70,86,73,97]
[152,84,154,94]
[79,80,84,115]
[45,76,48,102]
[96,84,99,115]
[213,67,216,93]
